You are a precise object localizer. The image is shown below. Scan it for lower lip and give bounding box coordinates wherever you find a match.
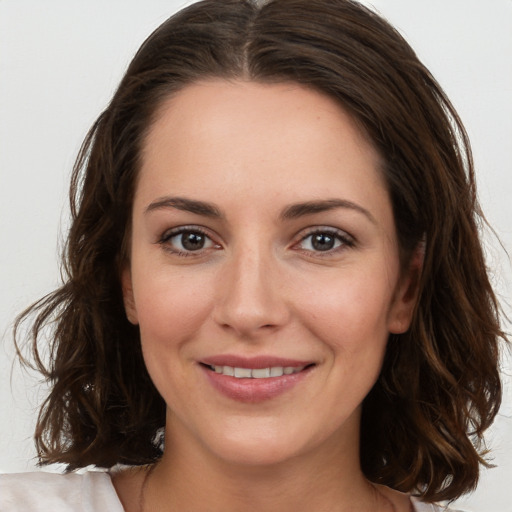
[201,365,313,403]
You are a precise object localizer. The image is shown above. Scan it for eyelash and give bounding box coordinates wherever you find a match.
[158,226,219,257]
[157,226,355,258]
[293,228,355,256]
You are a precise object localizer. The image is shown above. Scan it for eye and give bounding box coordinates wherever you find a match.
[159,227,219,255]
[295,228,354,254]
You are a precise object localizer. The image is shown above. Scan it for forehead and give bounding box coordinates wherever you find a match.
[136,80,388,217]
[145,80,377,159]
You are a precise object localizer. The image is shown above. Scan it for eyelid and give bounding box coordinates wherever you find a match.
[159,224,209,242]
[156,224,355,258]
[291,226,356,255]
[158,225,222,256]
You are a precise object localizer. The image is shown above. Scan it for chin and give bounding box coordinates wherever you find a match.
[210,436,304,468]
[196,414,346,470]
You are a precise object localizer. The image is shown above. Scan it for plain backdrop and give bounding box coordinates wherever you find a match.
[1,1,511,511]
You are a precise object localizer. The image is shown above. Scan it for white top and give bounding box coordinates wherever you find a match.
[0,471,465,511]
[0,471,124,512]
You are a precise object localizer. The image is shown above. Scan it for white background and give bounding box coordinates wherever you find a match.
[0,1,510,510]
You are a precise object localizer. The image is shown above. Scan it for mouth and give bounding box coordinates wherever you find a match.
[202,364,308,378]
[199,357,315,403]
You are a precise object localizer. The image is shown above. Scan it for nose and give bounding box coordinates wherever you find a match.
[213,245,290,339]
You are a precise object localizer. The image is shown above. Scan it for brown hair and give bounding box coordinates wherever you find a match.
[15,0,505,502]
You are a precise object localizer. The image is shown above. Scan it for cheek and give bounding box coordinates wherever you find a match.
[133,267,215,349]
[298,268,395,348]
[283,269,395,440]
[293,265,397,401]
[132,269,216,406]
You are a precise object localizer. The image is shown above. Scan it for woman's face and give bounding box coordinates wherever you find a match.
[123,80,417,467]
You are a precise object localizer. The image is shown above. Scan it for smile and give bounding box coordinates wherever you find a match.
[208,365,306,378]
[200,359,315,402]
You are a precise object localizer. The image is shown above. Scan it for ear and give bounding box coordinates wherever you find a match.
[121,266,139,325]
[387,241,424,334]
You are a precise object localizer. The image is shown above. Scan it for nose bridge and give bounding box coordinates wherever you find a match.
[214,237,288,336]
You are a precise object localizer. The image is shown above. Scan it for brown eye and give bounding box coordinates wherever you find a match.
[161,228,217,254]
[311,233,336,251]
[295,228,355,255]
[180,232,206,251]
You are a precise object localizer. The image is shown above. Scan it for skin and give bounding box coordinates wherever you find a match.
[116,80,419,511]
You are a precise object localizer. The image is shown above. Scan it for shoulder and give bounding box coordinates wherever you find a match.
[411,497,468,512]
[375,485,466,512]
[0,470,124,511]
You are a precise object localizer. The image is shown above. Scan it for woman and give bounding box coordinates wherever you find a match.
[1,0,506,510]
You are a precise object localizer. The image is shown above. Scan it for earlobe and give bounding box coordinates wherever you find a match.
[388,241,425,334]
[121,267,139,325]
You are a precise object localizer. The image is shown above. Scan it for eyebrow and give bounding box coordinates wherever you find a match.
[145,196,222,218]
[145,196,376,224]
[280,199,376,224]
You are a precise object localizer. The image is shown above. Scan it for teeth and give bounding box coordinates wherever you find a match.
[270,367,283,377]
[212,365,305,378]
[252,368,270,378]
[234,367,252,378]
[222,366,234,376]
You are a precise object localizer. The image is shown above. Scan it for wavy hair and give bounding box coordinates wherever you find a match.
[15,0,505,502]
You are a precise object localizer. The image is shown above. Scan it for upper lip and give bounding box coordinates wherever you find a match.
[200,355,314,369]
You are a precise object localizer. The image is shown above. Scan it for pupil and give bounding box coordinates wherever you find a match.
[182,232,205,251]
[312,233,335,251]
